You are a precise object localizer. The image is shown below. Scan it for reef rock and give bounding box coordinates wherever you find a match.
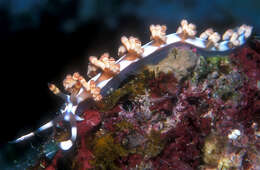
[147,47,199,81]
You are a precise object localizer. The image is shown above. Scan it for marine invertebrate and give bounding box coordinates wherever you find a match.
[89,53,120,82]
[11,19,253,153]
[200,28,221,48]
[176,19,197,40]
[150,24,167,45]
[120,36,144,59]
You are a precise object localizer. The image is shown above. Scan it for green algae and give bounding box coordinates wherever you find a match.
[142,130,165,159]
[91,133,128,170]
[202,133,248,170]
[191,56,209,83]
[206,56,231,74]
[191,55,244,102]
[115,120,134,131]
[213,71,244,102]
[99,70,154,111]
[130,130,165,159]
[214,83,241,101]
[202,133,226,166]
[192,55,232,83]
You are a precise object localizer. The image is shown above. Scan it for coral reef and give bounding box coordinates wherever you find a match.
[8,20,260,170]
[28,38,259,169]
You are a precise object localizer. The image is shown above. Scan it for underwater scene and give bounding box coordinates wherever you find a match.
[1,1,260,170]
[2,20,260,170]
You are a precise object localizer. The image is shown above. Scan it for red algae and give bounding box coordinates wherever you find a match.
[33,40,260,170]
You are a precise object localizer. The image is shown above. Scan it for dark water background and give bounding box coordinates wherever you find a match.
[0,0,259,147]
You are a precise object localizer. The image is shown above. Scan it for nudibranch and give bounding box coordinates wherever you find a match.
[11,19,253,151]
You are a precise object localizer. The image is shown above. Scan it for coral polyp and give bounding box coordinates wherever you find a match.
[9,19,260,169]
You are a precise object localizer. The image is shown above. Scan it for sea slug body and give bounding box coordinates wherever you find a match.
[12,19,253,151]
